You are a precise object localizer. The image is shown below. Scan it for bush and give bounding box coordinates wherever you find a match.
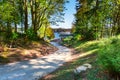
[10,32,18,40]
[61,37,73,46]
[98,37,120,79]
[26,29,37,40]
[74,34,81,41]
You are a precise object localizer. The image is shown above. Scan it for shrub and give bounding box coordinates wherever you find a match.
[74,34,81,41]
[26,29,37,40]
[98,38,120,79]
[61,37,73,46]
[10,32,18,40]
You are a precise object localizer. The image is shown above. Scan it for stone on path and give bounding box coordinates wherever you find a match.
[74,63,92,74]
[83,63,92,69]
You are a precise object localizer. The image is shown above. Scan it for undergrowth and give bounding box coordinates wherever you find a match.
[27,35,120,80]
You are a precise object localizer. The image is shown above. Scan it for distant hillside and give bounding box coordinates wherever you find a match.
[52,28,71,32]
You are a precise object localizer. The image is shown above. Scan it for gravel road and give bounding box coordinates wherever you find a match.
[0,42,72,80]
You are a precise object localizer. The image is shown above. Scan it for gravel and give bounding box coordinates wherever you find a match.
[0,42,72,80]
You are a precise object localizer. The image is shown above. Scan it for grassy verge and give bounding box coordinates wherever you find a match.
[40,35,120,80]
[40,54,97,80]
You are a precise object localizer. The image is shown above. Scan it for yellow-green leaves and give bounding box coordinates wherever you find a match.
[117,0,120,4]
[37,26,54,39]
[46,26,54,39]
[0,2,14,22]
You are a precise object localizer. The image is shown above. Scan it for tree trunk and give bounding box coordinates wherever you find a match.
[15,22,17,33]
[34,0,37,32]
[94,0,99,40]
[30,0,35,30]
[7,22,12,39]
[7,22,11,32]
[24,0,28,32]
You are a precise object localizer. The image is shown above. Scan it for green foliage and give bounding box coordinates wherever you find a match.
[74,34,81,41]
[75,0,120,40]
[61,36,73,46]
[26,29,37,40]
[45,26,55,39]
[37,26,46,39]
[31,0,67,32]
[37,26,54,40]
[10,32,18,40]
[69,35,120,76]
[0,0,67,43]
[0,1,20,24]
[0,2,14,22]
[98,36,120,78]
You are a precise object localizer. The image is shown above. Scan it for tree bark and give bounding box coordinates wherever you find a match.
[15,22,17,33]
[24,0,28,32]
[30,0,35,30]
[94,0,99,40]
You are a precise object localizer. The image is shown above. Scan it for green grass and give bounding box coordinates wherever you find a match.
[40,54,97,80]
[40,39,103,80]
[41,35,120,80]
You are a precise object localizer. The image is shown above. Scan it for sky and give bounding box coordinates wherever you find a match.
[51,0,76,29]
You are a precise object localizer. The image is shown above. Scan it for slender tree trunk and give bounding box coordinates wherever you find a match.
[24,0,28,32]
[15,22,17,33]
[7,22,12,39]
[117,15,120,34]
[30,0,35,30]
[110,18,112,37]
[19,0,24,33]
[7,22,11,32]
[12,1,17,33]
[43,22,48,38]
[100,22,104,38]
[94,0,99,40]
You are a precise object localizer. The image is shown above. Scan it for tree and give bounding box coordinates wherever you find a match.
[74,0,120,40]
[30,0,67,33]
[0,0,68,41]
[0,1,16,36]
[23,0,28,32]
[29,0,67,39]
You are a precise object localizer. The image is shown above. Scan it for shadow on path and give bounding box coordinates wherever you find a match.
[0,42,72,80]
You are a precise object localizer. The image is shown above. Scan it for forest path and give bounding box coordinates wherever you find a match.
[0,42,72,80]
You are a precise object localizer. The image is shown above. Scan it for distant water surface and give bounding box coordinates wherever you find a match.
[54,32,60,39]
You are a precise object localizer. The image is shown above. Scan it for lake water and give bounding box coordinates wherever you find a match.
[54,32,60,39]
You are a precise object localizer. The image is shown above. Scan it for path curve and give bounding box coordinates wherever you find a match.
[0,42,72,80]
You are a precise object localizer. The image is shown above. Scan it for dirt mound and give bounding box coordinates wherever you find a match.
[0,42,58,64]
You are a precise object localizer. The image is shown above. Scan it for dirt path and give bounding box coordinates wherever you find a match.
[0,42,72,80]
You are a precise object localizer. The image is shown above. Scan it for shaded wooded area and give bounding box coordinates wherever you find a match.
[0,0,67,45]
[0,0,67,64]
[73,0,120,40]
